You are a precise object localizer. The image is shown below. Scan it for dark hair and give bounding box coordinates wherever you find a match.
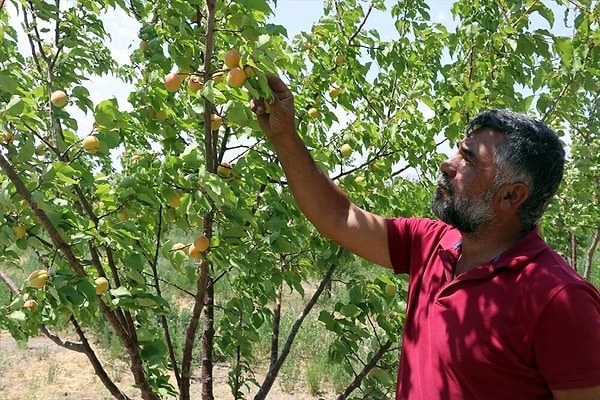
[465,109,565,230]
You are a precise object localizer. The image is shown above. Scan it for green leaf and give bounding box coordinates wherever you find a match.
[135,297,157,307]
[94,98,122,128]
[110,286,131,297]
[243,0,272,13]
[124,252,145,271]
[15,140,35,163]
[532,2,555,27]
[318,310,336,330]
[339,303,362,318]
[60,286,85,307]
[76,279,98,302]
[376,313,396,334]
[52,161,80,185]
[0,71,17,94]
[2,95,24,116]
[554,36,573,67]
[8,310,26,321]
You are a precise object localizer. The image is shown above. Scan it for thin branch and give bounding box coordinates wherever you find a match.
[141,269,195,297]
[254,247,345,400]
[0,154,86,277]
[88,245,128,331]
[348,3,375,44]
[511,0,540,31]
[48,0,64,71]
[390,163,412,178]
[151,206,182,388]
[336,340,394,400]
[333,0,348,38]
[69,317,133,400]
[331,147,395,181]
[22,1,49,77]
[0,269,111,387]
[541,75,575,123]
[73,185,99,225]
[0,269,20,295]
[270,257,285,369]
[39,324,85,352]
[203,0,218,174]
[571,232,577,270]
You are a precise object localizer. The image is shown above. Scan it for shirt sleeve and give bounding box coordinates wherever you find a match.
[386,217,450,276]
[386,217,412,275]
[533,281,600,390]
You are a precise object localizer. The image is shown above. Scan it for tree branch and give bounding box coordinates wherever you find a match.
[348,2,374,44]
[336,339,394,400]
[151,206,182,388]
[1,267,129,398]
[0,269,20,295]
[39,324,85,352]
[69,317,133,400]
[254,247,344,400]
[583,225,600,280]
[0,154,87,278]
[180,259,211,400]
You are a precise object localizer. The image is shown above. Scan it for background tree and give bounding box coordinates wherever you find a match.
[0,0,599,399]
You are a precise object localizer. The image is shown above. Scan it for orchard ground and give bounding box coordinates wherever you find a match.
[0,330,331,400]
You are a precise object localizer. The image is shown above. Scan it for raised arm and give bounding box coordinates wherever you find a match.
[251,74,392,269]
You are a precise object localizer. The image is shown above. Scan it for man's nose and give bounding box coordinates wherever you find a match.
[440,155,457,178]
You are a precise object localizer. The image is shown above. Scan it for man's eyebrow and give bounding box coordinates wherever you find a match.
[457,140,476,160]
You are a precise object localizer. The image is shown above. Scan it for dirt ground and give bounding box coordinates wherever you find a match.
[0,331,329,400]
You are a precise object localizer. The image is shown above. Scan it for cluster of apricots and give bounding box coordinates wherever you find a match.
[171,235,210,259]
[161,49,256,94]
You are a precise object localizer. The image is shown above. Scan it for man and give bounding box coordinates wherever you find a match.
[250,74,600,399]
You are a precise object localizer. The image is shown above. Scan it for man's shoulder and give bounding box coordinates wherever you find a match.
[517,235,594,292]
[387,216,452,235]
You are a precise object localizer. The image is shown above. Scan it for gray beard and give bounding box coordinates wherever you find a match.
[431,176,496,234]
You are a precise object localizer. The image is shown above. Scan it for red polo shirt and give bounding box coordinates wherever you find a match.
[387,217,600,400]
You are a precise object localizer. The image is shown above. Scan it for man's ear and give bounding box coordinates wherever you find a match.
[498,182,529,210]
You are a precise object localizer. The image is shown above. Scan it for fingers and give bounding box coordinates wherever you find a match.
[251,74,287,116]
[250,74,292,127]
[250,98,267,116]
[265,74,292,102]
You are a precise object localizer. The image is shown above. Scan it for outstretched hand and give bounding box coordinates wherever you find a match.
[250,74,296,140]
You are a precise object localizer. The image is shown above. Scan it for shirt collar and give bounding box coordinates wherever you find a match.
[438,225,549,270]
[495,226,549,269]
[439,225,462,251]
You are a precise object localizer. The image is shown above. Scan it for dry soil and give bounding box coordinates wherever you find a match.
[0,331,329,400]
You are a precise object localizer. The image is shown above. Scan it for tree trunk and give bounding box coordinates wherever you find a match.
[180,260,210,400]
[270,282,282,369]
[584,225,600,280]
[201,278,215,400]
[570,232,577,270]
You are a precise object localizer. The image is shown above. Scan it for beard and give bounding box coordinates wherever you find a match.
[431,175,496,234]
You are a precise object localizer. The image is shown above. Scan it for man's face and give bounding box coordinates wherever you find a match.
[431,128,506,233]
